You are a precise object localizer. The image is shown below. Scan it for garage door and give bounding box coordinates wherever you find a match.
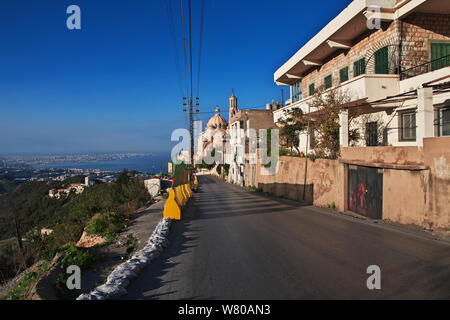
[348,165,383,219]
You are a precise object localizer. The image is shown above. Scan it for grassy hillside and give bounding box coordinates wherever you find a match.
[0,170,150,284]
[0,175,85,240]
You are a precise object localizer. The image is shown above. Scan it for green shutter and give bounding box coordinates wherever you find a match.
[340,67,349,83]
[309,83,315,96]
[375,46,389,74]
[324,75,332,89]
[354,58,366,77]
[431,43,450,71]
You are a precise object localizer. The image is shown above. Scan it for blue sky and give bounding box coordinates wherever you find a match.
[0,0,350,155]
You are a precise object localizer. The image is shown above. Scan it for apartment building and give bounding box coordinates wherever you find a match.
[274,0,449,149]
[228,98,279,186]
[270,0,449,223]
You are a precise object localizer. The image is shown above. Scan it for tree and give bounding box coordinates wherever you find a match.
[277,107,307,155]
[307,85,360,159]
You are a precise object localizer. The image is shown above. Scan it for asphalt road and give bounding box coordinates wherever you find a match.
[124,175,450,300]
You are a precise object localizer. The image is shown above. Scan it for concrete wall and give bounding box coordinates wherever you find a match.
[342,138,449,229]
[423,137,450,228]
[252,156,345,210]
[341,145,424,165]
[248,138,449,230]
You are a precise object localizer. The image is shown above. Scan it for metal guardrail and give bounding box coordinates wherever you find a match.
[400,55,450,80]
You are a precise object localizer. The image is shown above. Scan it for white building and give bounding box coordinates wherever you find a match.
[274,0,450,150]
[195,108,228,166]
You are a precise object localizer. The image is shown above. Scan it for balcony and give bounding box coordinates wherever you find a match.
[337,74,399,103]
[400,55,450,81]
[274,73,399,123]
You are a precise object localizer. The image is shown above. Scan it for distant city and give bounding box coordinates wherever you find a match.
[0,153,153,168]
[0,153,164,184]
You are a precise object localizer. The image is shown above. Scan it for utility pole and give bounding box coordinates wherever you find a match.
[302,103,311,201]
[183,97,199,169]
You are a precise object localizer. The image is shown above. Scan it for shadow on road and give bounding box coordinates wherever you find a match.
[122,196,200,300]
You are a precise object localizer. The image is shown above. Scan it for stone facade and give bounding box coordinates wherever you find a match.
[299,20,400,97]
[401,13,450,72]
[294,12,449,100]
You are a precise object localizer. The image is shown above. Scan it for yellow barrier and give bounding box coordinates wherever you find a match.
[186,184,192,197]
[180,185,188,205]
[163,188,181,220]
[163,184,193,221]
[183,184,191,198]
[194,176,198,186]
[176,186,185,206]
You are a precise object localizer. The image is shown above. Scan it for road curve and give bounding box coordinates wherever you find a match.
[124,175,450,300]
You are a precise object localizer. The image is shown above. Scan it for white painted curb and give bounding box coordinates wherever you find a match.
[76,217,172,300]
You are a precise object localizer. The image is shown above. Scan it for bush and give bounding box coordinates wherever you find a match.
[279,148,299,157]
[47,223,84,252]
[4,271,38,300]
[60,244,96,270]
[86,212,124,240]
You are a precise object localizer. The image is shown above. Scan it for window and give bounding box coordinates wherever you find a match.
[324,75,332,89]
[292,80,302,103]
[365,122,378,146]
[400,111,416,141]
[375,46,389,74]
[431,43,450,71]
[354,58,366,77]
[309,83,315,96]
[340,66,349,83]
[437,107,450,136]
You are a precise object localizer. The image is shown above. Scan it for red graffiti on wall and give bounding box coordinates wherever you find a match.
[349,182,367,215]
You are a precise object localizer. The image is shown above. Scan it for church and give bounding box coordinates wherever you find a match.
[195,94,238,164]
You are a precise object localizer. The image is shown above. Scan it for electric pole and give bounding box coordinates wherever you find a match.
[183,97,199,167]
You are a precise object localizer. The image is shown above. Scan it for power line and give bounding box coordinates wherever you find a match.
[195,106,269,114]
[188,0,194,165]
[188,0,193,102]
[165,0,183,97]
[196,0,205,99]
[180,0,189,98]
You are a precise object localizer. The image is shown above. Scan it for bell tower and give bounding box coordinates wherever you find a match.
[229,92,238,125]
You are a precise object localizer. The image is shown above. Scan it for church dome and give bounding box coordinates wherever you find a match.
[206,108,228,130]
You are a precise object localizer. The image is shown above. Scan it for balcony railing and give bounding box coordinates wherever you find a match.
[400,55,450,81]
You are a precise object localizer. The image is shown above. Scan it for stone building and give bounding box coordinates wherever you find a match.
[274,0,449,149]
[228,101,279,186]
[269,0,450,225]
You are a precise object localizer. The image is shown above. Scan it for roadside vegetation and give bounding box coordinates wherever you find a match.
[0,170,150,293]
[278,86,361,160]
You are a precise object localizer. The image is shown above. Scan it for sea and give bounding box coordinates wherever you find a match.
[34,154,172,175]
